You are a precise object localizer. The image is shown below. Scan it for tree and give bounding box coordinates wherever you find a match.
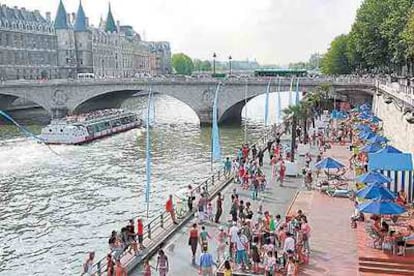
[282,104,304,162]
[321,35,352,75]
[172,53,194,75]
[193,59,202,72]
[201,60,212,71]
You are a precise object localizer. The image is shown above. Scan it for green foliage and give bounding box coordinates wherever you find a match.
[402,8,414,60]
[288,53,322,71]
[321,35,352,74]
[323,0,413,74]
[172,53,194,75]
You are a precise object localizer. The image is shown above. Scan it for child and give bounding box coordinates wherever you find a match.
[264,251,276,276]
[250,240,261,273]
[206,202,214,222]
[223,260,232,276]
[286,256,298,276]
[199,226,211,250]
[143,259,152,276]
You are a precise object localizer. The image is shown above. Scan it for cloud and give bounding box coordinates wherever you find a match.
[2,0,362,64]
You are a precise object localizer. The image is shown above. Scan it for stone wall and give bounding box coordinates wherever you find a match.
[373,94,414,152]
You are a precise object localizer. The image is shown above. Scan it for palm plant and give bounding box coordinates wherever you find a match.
[282,104,304,162]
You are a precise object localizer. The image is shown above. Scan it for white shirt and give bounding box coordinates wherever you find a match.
[235,234,247,251]
[283,236,295,253]
[229,225,239,243]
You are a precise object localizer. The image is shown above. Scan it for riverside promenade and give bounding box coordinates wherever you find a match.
[289,143,359,276]
[131,136,315,275]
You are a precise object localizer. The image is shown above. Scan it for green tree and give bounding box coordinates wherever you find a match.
[282,104,305,162]
[321,34,352,74]
[172,53,194,75]
[201,60,212,71]
[193,59,202,72]
[402,8,414,72]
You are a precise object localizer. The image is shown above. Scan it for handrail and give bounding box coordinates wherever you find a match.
[81,123,282,275]
[82,166,231,275]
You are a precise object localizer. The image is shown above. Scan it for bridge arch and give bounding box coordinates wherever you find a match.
[71,88,203,123]
[0,92,50,115]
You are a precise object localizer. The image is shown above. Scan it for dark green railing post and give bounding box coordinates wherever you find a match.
[160,213,164,228]
[147,224,152,240]
[97,261,101,276]
[205,180,208,194]
[212,175,215,186]
[218,170,221,180]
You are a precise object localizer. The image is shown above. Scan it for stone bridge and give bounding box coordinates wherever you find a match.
[0,78,374,124]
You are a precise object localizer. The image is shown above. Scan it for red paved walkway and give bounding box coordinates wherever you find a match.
[289,144,359,275]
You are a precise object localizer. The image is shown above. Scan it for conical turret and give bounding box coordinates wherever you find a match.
[74,0,87,32]
[54,0,69,29]
[105,3,117,33]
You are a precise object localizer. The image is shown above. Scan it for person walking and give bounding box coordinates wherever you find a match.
[199,245,216,276]
[83,251,95,275]
[188,223,199,263]
[156,249,169,276]
[165,195,178,224]
[187,185,195,212]
[214,192,223,223]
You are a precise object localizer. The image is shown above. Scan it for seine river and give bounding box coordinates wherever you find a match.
[0,92,292,275]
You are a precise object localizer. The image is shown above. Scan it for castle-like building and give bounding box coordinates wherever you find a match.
[0,1,171,80]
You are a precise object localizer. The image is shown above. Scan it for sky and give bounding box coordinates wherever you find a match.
[1,0,363,65]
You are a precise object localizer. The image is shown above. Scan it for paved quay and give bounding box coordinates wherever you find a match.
[292,143,359,276]
[131,141,314,275]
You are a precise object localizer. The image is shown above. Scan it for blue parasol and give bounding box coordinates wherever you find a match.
[360,143,382,153]
[367,135,389,144]
[357,200,406,215]
[355,171,391,184]
[359,131,375,140]
[370,116,382,123]
[375,145,402,154]
[356,124,371,132]
[356,183,395,200]
[315,157,345,169]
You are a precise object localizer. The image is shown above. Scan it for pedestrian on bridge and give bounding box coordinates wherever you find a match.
[165,195,178,225]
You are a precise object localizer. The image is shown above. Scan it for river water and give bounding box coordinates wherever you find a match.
[0,92,293,275]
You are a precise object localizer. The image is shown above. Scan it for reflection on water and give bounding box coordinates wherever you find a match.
[0,92,292,275]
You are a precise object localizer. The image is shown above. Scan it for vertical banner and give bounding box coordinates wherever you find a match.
[277,78,282,123]
[289,76,294,105]
[295,77,300,105]
[212,83,221,161]
[264,78,271,127]
[145,88,152,216]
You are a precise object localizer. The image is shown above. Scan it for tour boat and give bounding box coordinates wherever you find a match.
[40,109,142,145]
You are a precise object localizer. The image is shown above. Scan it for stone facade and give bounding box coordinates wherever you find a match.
[0,1,171,80]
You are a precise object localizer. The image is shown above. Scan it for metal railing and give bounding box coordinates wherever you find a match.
[377,80,414,107]
[81,124,281,275]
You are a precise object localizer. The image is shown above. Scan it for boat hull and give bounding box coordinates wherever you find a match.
[43,122,141,145]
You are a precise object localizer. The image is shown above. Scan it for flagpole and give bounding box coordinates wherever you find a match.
[244,79,248,144]
[145,86,152,218]
[264,77,271,127]
[211,82,221,172]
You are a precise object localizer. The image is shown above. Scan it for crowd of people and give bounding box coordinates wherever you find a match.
[182,136,313,276]
[65,108,125,123]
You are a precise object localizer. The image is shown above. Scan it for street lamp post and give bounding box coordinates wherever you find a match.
[213,52,217,75]
[228,55,232,76]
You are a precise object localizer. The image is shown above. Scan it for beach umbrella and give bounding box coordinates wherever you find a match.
[375,145,402,154]
[356,124,371,132]
[356,183,395,200]
[355,171,392,184]
[315,157,345,169]
[359,131,375,140]
[370,116,382,123]
[360,143,382,153]
[367,135,389,144]
[357,200,406,215]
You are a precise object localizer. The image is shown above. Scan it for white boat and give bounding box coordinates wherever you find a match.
[40,109,142,145]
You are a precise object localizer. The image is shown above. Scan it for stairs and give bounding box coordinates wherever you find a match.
[359,257,414,275]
